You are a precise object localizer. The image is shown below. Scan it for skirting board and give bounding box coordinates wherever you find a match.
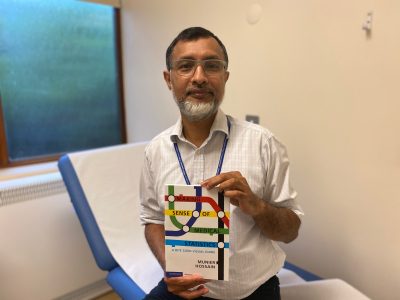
[54,279,111,300]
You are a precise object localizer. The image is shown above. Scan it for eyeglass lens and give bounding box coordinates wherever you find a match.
[173,59,226,76]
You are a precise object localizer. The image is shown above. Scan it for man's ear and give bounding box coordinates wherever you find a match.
[224,71,230,83]
[163,70,172,90]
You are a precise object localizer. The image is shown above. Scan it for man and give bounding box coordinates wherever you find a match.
[140,27,303,300]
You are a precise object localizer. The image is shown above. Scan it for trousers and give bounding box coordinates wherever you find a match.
[143,275,280,300]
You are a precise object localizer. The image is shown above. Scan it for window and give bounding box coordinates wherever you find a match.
[0,0,126,168]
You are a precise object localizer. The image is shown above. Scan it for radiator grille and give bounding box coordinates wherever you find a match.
[0,172,66,207]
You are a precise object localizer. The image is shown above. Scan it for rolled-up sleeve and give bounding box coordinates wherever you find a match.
[264,135,304,216]
[139,149,164,225]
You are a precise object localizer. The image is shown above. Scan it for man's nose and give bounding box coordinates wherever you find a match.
[191,64,208,85]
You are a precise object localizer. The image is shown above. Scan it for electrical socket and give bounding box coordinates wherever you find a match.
[245,115,259,124]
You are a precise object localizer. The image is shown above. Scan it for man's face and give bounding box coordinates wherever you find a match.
[163,37,229,122]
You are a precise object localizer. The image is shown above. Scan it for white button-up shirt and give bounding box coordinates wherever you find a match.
[140,109,303,299]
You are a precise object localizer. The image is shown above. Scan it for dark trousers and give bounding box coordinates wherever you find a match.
[143,275,280,300]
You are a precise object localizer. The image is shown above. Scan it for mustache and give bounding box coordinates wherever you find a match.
[186,87,214,94]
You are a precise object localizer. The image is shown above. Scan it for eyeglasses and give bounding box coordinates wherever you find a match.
[171,59,227,77]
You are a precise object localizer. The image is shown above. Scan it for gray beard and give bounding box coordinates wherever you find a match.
[175,99,219,122]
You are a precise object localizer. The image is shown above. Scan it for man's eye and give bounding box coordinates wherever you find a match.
[178,62,194,70]
[205,61,223,72]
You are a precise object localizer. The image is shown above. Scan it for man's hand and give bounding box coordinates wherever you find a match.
[202,171,301,243]
[201,171,263,217]
[164,274,209,299]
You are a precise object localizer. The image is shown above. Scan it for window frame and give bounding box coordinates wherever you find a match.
[0,8,126,168]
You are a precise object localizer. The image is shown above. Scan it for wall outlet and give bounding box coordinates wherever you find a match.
[245,115,259,124]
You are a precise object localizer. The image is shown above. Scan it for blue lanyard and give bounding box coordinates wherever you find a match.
[173,117,231,185]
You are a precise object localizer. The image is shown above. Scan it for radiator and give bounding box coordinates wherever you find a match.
[0,172,109,300]
[0,172,66,207]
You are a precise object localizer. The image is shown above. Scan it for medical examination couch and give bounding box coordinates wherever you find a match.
[58,142,369,300]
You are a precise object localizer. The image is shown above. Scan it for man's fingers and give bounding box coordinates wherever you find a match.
[164,273,205,284]
[224,190,246,200]
[201,175,225,189]
[178,284,209,299]
[230,198,240,206]
[164,274,207,293]
[201,171,242,189]
[218,177,238,191]
[219,176,251,193]
[201,171,260,216]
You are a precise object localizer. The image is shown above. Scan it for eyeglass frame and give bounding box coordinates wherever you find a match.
[170,59,228,77]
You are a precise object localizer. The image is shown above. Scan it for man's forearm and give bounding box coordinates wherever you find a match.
[144,223,166,270]
[253,200,301,243]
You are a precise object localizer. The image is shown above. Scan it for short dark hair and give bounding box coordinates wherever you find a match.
[165,27,229,71]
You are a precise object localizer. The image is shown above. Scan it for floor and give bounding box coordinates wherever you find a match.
[94,291,120,300]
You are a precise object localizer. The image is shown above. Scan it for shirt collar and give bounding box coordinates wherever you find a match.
[170,109,229,143]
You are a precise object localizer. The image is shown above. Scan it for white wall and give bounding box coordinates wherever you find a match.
[0,188,106,299]
[121,1,400,299]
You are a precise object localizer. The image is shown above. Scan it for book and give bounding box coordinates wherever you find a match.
[164,184,230,281]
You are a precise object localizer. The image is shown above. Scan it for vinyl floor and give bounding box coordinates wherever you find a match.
[94,291,120,300]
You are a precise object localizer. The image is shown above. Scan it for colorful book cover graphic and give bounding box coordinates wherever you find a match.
[164,184,230,281]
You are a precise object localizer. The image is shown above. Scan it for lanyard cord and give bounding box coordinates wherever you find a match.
[173,117,231,185]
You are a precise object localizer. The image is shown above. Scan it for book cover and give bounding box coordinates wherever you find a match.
[164,184,230,281]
